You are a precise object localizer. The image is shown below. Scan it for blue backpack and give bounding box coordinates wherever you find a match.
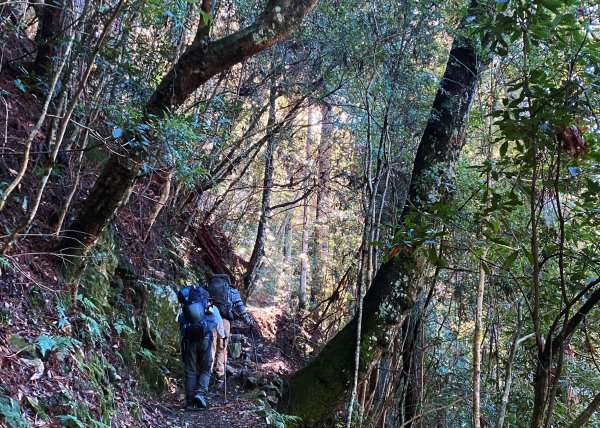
[177,285,209,341]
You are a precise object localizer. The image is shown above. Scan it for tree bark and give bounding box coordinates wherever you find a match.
[280,7,484,425]
[567,391,600,428]
[472,251,488,428]
[310,104,329,306]
[143,170,173,241]
[31,0,69,77]
[497,303,528,428]
[299,182,310,310]
[243,79,278,298]
[531,281,600,427]
[59,0,317,259]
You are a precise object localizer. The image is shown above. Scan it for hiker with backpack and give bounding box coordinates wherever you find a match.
[177,283,225,410]
[207,274,260,387]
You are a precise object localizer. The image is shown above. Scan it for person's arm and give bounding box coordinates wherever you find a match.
[230,289,253,326]
[212,306,226,338]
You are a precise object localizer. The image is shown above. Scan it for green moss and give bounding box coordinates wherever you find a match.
[78,230,119,312]
[282,324,356,426]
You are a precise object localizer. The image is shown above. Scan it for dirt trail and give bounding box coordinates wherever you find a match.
[151,307,299,428]
[157,393,267,428]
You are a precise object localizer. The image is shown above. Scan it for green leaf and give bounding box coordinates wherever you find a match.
[499,141,508,157]
[482,261,491,275]
[501,251,519,270]
[539,0,563,13]
[25,396,47,421]
[36,335,57,358]
[58,415,87,428]
[0,395,31,428]
[199,10,212,26]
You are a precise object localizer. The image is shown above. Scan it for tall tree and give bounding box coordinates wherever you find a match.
[59,0,317,260]
[243,74,278,298]
[280,3,486,424]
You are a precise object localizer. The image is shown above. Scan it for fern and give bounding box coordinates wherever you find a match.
[137,348,154,362]
[0,256,11,270]
[36,334,81,358]
[77,294,99,313]
[55,299,69,329]
[249,378,302,427]
[0,396,31,428]
[58,415,87,428]
[114,319,134,336]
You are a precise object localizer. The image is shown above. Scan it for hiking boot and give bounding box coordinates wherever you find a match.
[193,394,208,409]
[185,402,201,412]
[214,375,225,389]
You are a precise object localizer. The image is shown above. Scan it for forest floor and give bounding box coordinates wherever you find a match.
[0,278,309,428]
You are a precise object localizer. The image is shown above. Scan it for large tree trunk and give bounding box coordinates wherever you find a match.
[398,303,424,427]
[58,0,317,260]
[280,6,484,425]
[31,0,69,77]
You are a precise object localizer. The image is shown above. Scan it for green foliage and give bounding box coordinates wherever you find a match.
[114,319,135,336]
[25,396,47,421]
[36,334,80,358]
[9,334,34,358]
[150,115,212,187]
[55,298,70,330]
[249,377,302,427]
[0,396,31,428]
[0,256,11,271]
[137,347,154,362]
[58,411,109,428]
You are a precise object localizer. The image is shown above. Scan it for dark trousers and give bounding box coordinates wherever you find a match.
[182,335,213,402]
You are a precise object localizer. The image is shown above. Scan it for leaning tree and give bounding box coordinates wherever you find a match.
[280,2,487,424]
[59,0,318,261]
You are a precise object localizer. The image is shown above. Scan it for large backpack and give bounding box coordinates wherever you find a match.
[177,285,209,341]
[207,274,234,321]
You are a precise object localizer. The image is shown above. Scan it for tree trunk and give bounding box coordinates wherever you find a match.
[531,282,600,427]
[59,0,317,259]
[567,391,600,428]
[299,183,310,310]
[243,79,278,298]
[31,0,64,76]
[497,303,527,428]
[280,7,484,424]
[472,250,488,428]
[399,305,423,427]
[299,106,318,309]
[310,105,329,306]
[143,170,173,241]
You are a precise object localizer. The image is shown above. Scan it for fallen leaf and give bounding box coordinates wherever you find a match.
[19,357,44,380]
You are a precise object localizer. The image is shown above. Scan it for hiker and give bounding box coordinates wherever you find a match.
[177,283,225,410]
[207,274,259,387]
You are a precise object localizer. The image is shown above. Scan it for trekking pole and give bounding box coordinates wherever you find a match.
[250,328,259,370]
[223,337,228,404]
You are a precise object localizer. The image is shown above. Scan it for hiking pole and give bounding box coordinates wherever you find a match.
[223,337,228,404]
[250,327,259,370]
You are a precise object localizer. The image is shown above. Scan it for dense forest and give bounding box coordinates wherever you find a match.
[0,0,599,427]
